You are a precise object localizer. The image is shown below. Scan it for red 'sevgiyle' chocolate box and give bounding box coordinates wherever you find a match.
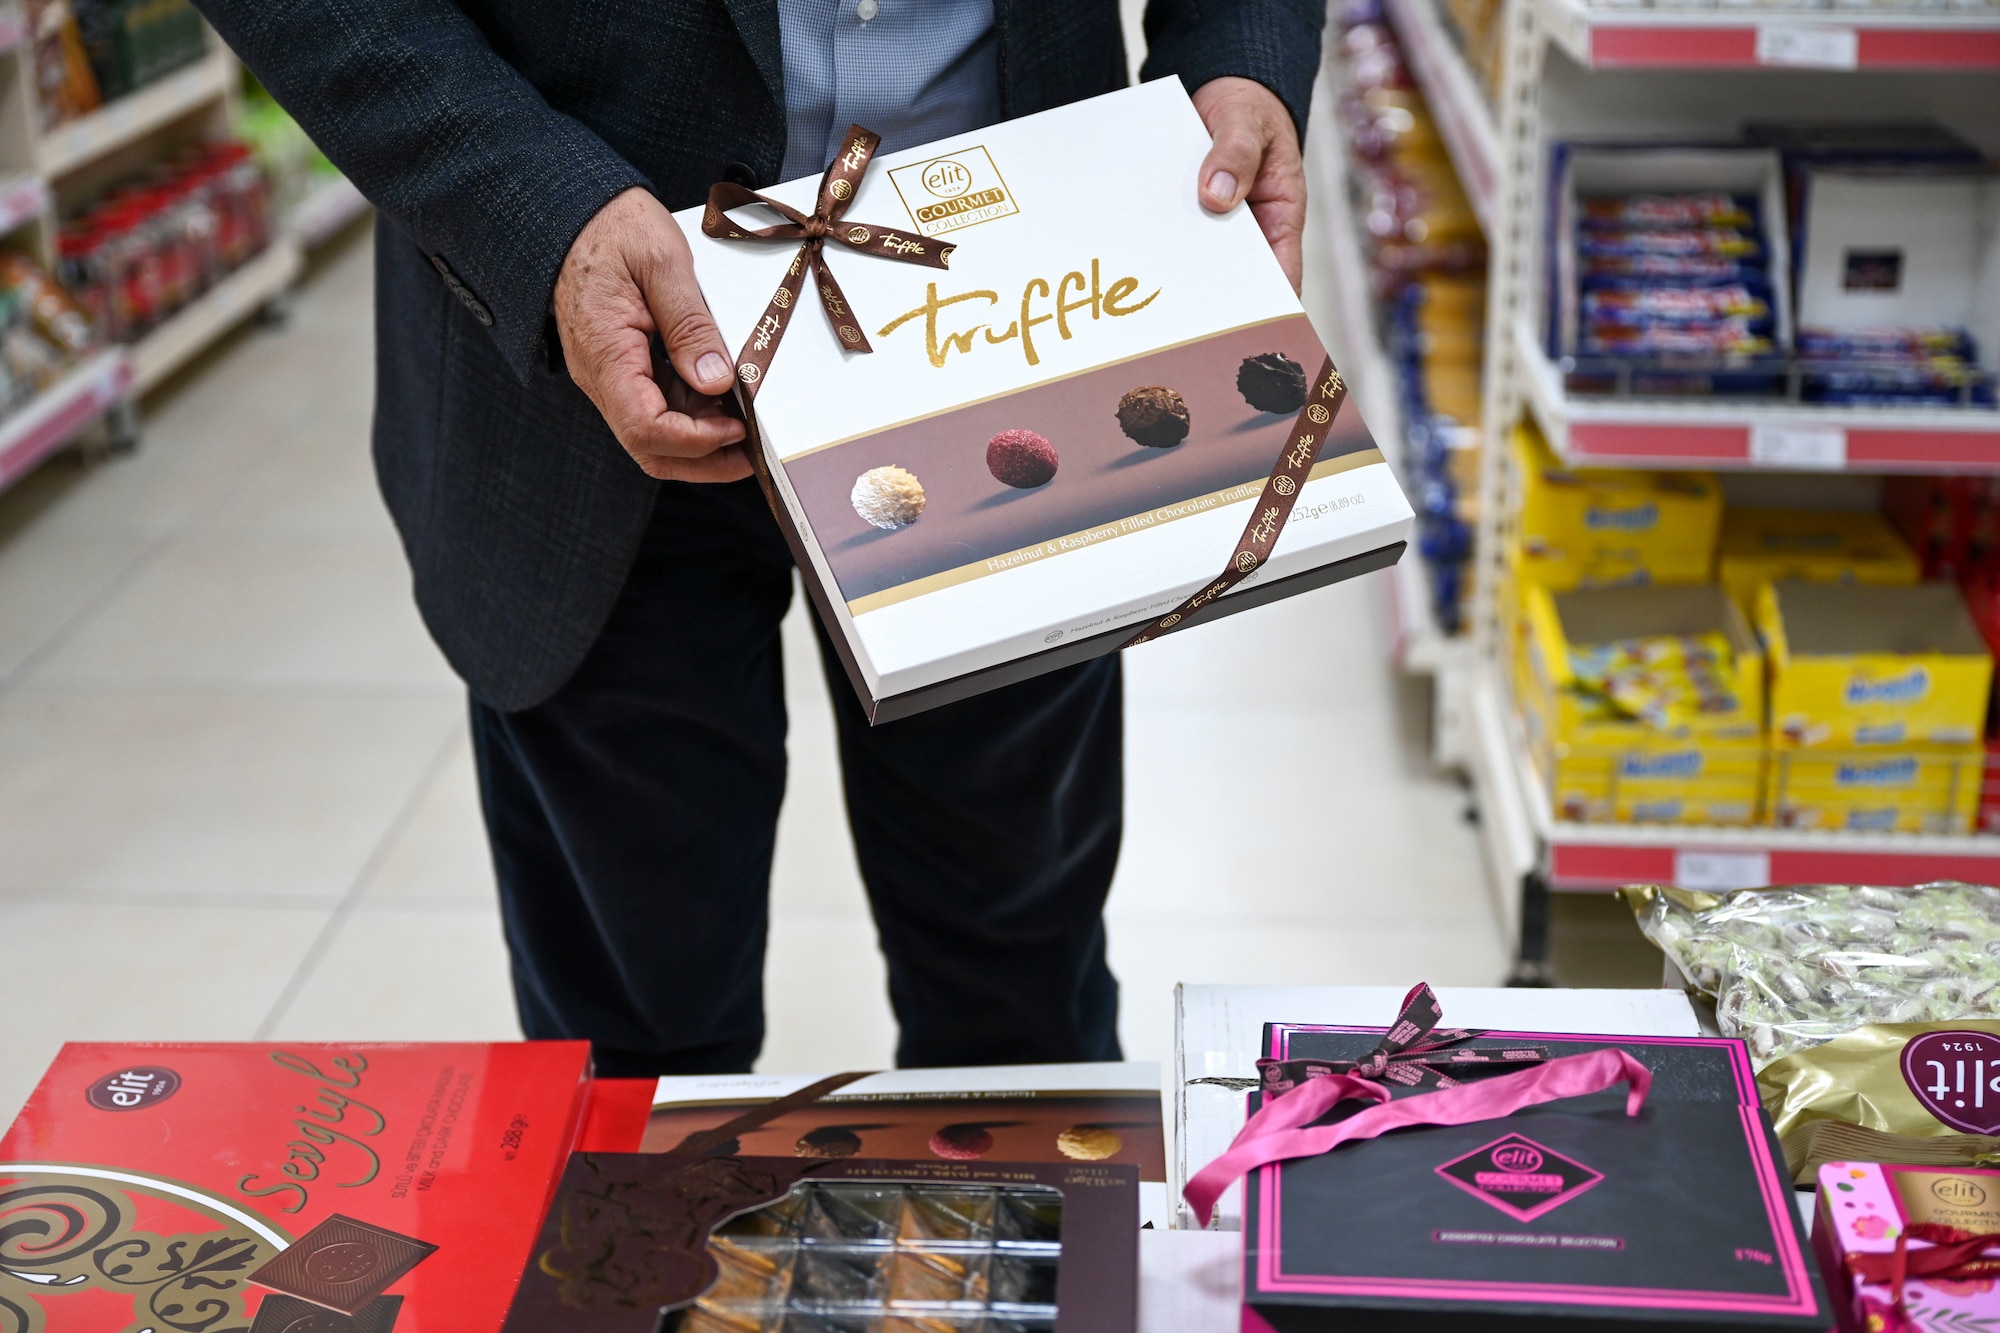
[1242,1025,1829,1332]
[0,1042,594,1333]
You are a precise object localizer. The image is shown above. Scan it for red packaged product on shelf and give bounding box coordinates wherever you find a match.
[1884,476,2000,582]
[0,1042,593,1333]
[57,139,275,343]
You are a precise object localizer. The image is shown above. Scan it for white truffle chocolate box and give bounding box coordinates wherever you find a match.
[680,79,1413,722]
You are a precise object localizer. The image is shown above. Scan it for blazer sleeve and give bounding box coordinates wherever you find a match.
[190,0,651,381]
[1138,0,1327,138]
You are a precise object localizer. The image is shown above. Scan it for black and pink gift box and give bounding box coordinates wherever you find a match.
[1239,1024,1829,1332]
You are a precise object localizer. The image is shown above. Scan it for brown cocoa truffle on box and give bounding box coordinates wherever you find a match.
[986,429,1059,488]
[1237,353,1308,414]
[1116,385,1190,448]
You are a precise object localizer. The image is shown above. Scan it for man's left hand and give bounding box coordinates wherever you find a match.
[1192,77,1306,292]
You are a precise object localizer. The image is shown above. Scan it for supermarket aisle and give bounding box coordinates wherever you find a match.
[0,227,1498,1124]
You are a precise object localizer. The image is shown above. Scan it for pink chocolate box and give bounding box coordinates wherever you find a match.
[1814,1160,2000,1333]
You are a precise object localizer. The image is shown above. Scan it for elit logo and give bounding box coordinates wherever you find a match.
[1436,1132,1604,1223]
[1935,1176,1989,1209]
[888,145,1019,237]
[1901,1029,2000,1135]
[85,1066,181,1111]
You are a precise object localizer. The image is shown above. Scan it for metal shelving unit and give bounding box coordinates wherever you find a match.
[0,18,315,499]
[1371,0,2000,978]
[1304,3,1477,762]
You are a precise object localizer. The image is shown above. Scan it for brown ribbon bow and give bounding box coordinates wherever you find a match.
[1255,983,1550,1094]
[1848,1222,2000,1329]
[702,126,956,400]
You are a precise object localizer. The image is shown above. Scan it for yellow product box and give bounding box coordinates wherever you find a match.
[1716,508,1918,616]
[1765,745,1982,833]
[1520,582,1764,747]
[1513,421,1721,581]
[1518,582,1766,825]
[1758,581,1993,748]
[1547,745,1764,826]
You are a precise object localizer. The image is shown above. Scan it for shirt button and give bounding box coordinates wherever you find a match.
[856,0,878,19]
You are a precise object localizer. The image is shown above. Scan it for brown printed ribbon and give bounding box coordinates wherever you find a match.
[1120,357,1350,650]
[703,126,956,401]
[1255,983,1549,1094]
[665,1071,871,1159]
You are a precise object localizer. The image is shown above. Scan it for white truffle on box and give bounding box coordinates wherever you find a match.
[851,465,927,530]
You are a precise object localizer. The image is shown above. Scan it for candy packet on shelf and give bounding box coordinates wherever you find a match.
[1622,882,2000,1067]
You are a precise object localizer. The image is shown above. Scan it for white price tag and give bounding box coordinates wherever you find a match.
[1756,23,1859,69]
[1750,423,1847,469]
[1674,850,1772,892]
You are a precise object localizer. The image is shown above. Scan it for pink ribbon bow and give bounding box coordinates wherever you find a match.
[1185,1046,1652,1227]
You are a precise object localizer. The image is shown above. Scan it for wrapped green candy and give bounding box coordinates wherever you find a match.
[1622,882,2000,1067]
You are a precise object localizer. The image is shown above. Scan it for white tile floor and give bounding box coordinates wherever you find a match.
[0,224,1502,1128]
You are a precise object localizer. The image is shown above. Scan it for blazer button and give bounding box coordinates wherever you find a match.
[724,161,758,188]
[457,288,494,326]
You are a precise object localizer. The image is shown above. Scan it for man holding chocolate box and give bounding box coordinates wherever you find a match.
[191,0,1322,1075]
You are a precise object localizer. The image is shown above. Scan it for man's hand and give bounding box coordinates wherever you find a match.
[1192,77,1306,292]
[554,187,751,483]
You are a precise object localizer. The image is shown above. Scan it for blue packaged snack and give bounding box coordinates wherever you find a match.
[1582,320,1774,358]
[1578,253,1768,285]
[1797,326,1977,362]
[1582,283,1771,327]
[1578,192,1758,231]
[1577,229,1762,260]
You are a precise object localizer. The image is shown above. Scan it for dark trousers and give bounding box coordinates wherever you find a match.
[469,477,1125,1077]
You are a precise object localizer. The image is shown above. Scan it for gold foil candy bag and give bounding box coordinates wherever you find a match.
[1623,882,2000,1065]
[1758,1021,2000,1184]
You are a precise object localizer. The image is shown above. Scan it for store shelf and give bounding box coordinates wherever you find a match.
[37,47,234,179]
[287,173,370,249]
[0,348,133,495]
[129,239,301,394]
[1468,661,2000,899]
[1516,321,2000,474]
[1539,0,2000,70]
[1308,63,1459,680]
[0,173,50,235]
[1383,0,1500,235]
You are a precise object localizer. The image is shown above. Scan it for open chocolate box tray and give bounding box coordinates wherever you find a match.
[680,1179,1065,1331]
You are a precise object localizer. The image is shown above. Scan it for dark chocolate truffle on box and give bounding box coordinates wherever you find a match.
[1116,385,1190,448]
[795,1126,863,1158]
[986,429,1059,488]
[1237,353,1308,414]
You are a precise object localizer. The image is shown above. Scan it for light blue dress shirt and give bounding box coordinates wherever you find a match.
[776,0,1002,184]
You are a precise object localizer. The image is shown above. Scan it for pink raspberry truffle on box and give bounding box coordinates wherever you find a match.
[986,429,1059,488]
[928,1123,995,1160]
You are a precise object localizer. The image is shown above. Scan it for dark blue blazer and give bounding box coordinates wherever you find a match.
[191,0,1324,709]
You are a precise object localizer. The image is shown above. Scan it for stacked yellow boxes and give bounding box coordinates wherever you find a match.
[1511,421,1721,593]
[1716,509,1919,618]
[1520,583,1764,825]
[1758,582,1993,833]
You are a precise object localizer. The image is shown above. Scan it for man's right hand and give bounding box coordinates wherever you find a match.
[554,187,751,483]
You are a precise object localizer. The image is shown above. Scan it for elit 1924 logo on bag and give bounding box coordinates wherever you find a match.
[1901,1029,2000,1135]
[888,146,1019,237]
[1434,1132,1605,1223]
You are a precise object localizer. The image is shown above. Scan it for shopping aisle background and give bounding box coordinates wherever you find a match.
[0,219,1499,1124]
